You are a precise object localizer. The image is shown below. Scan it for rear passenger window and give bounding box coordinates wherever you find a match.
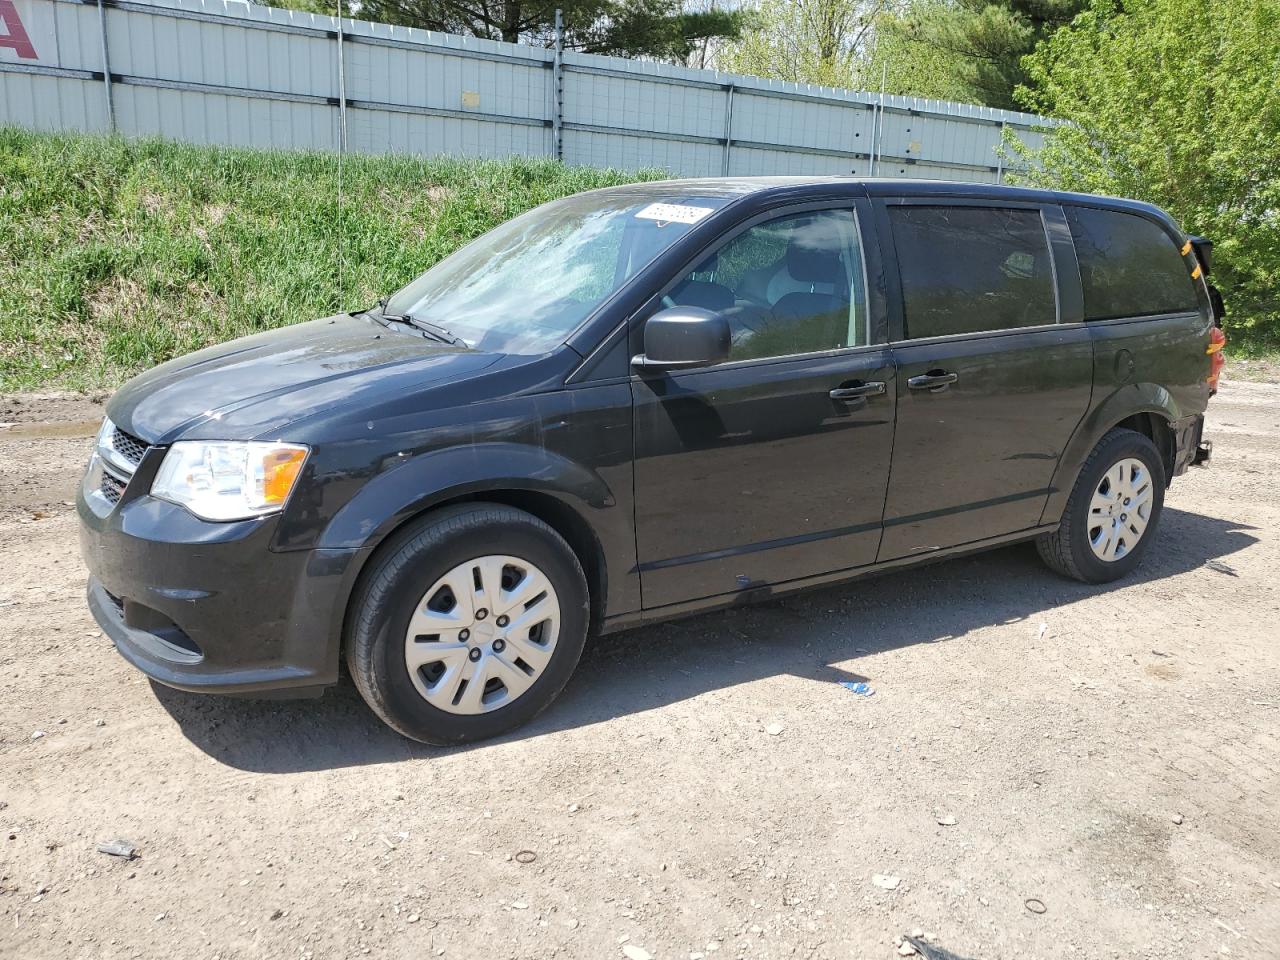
[1067,207,1198,320]
[889,206,1057,339]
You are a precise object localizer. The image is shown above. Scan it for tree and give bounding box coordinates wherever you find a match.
[284,0,743,62]
[718,0,886,87]
[873,0,1084,108]
[1013,0,1280,344]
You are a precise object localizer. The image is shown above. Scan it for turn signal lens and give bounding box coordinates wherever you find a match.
[262,447,309,506]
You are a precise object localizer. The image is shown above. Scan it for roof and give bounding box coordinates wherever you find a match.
[587,176,1171,223]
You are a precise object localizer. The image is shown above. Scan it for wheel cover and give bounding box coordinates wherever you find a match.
[403,555,561,715]
[1088,457,1154,562]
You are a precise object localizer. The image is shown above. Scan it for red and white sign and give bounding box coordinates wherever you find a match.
[0,0,38,59]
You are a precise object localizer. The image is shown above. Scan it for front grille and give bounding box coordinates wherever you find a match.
[100,471,126,504]
[109,427,148,467]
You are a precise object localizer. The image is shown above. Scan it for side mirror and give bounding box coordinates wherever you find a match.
[632,306,731,371]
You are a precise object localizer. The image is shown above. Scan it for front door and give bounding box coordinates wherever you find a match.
[631,206,898,609]
[877,202,1094,560]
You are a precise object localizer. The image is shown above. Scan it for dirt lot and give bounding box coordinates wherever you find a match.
[2,372,1278,960]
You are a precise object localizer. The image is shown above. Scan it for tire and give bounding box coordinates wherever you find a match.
[345,503,589,745]
[1036,427,1166,584]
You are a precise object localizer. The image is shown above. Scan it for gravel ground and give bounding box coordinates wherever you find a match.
[1,371,1278,960]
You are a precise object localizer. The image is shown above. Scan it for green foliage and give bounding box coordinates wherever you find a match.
[0,128,664,390]
[719,0,879,86]
[873,0,1083,108]
[1013,0,1280,346]
[280,0,744,63]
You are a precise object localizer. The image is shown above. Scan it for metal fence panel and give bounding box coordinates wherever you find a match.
[0,0,1055,180]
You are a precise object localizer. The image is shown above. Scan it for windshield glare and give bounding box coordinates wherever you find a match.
[384,191,731,354]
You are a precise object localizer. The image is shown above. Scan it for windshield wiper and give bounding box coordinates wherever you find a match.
[373,298,465,347]
[407,316,466,348]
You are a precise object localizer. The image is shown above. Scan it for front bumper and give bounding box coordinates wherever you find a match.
[80,484,358,696]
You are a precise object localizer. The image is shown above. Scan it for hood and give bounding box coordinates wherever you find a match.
[108,314,503,442]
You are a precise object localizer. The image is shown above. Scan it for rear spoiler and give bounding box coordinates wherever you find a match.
[1187,235,1224,326]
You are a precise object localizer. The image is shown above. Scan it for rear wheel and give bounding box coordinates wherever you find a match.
[1036,427,1166,583]
[346,503,589,744]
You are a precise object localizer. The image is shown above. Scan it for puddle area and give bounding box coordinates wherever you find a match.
[0,419,101,439]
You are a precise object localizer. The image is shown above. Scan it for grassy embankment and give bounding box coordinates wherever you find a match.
[0,128,662,391]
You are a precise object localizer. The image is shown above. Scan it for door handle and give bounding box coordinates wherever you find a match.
[829,381,886,402]
[906,370,959,392]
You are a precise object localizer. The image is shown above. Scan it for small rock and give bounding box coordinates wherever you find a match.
[94,719,106,727]
[765,723,784,736]
[270,909,284,921]
[57,719,67,725]
[407,914,420,924]
[511,901,528,910]
[622,946,653,960]
[1172,814,1184,825]
[155,913,166,922]
[31,731,45,740]
[936,815,958,826]
[568,803,579,813]
[898,941,917,956]
[872,874,901,890]
[96,840,139,859]
[566,918,580,929]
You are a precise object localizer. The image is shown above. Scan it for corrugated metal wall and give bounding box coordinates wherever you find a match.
[0,0,1054,180]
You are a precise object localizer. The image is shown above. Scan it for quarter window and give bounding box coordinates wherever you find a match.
[666,209,868,362]
[1067,207,1199,320]
[889,205,1058,339]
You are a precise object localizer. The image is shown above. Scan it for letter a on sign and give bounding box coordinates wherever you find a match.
[0,0,38,59]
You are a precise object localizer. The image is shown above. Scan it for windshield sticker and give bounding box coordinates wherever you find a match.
[635,202,715,225]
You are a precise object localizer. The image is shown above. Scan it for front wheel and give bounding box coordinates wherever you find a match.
[345,503,590,744]
[1037,427,1166,583]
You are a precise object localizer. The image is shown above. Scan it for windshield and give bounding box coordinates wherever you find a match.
[384,190,732,354]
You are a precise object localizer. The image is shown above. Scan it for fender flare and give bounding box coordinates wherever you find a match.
[316,441,615,552]
[1039,382,1183,525]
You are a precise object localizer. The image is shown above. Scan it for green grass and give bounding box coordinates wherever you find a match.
[0,128,665,390]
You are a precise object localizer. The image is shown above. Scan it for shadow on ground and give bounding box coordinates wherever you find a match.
[153,508,1257,772]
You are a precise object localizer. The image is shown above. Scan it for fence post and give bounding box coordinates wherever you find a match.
[720,83,734,176]
[552,8,564,161]
[335,4,348,151]
[995,121,1007,183]
[96,0,116,132]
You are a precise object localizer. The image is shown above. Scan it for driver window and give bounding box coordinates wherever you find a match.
[667,209,868,362]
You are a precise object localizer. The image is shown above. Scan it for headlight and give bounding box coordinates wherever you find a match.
[151,441,309,521]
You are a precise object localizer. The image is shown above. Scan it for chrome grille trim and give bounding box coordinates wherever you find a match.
[98,418,149,479]
[110,427,148,467]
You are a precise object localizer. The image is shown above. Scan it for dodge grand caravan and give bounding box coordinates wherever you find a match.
[79,178,1224,744]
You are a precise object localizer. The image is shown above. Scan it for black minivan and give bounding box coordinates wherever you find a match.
[79,178,1223,744]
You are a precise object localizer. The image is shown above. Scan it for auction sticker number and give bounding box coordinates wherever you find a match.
[635,203,715,225]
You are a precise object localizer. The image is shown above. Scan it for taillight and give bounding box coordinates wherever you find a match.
[1206,326,1226,393]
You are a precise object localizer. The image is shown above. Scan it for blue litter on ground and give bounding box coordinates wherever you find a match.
[839,681,875,697]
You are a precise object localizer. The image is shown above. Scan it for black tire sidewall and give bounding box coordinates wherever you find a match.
[1067,431,1166,582]
[359,512,588,745]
